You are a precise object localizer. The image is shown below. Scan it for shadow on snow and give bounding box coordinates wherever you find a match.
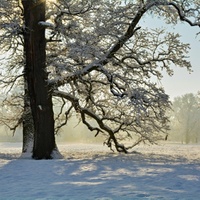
[0,149,200,200]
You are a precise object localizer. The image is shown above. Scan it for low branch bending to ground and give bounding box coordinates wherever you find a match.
[53,90,129,153]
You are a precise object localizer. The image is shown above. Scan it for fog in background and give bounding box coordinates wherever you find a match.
[0,117,104,144]
[2,94,199,145]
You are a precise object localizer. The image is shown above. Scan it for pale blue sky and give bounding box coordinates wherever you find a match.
[141,17,200,100]
[162,24,200,100]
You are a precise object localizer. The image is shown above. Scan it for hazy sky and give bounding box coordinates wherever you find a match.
[141,17,200,100]
[162,24,200,100]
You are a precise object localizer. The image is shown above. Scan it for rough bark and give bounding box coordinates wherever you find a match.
[22,79,34,153]
[22,0,56,159]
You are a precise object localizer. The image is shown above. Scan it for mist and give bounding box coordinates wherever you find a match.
[0,126,22,142]
[1,97,200,145]
[55,118,104,144]
[0,118,104,144]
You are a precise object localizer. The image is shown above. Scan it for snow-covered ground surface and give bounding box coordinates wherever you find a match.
[0,142,200,200]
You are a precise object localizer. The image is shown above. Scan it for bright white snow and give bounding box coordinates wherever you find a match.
[0,142,200,200]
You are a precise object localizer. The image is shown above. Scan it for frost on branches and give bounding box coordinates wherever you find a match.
[0,0,200,153]
[44,0,200,153]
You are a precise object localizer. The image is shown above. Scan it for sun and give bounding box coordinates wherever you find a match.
[46,0,55,3]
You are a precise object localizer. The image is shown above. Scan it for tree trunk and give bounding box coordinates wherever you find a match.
[22,78,34,153]
[22,0,56,159]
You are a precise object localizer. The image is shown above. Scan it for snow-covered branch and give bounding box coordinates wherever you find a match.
[53,89,130,152]
[38,21,55,28]
[49,5,147,87]
[168,2,200,27]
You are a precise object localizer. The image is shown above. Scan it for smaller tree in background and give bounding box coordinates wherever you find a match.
[169,93,200,144]
[0,0,34,153]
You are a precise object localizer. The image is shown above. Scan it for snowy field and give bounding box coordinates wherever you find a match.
[0,142,200,200]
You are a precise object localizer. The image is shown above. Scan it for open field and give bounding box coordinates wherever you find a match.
[0,142,200,200]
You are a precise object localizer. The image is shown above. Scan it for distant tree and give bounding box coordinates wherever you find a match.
[169,93,200,144]
[0,0,200,158]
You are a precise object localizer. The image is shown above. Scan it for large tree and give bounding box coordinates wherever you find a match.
[0,0,200,158]
[22,0,57,159]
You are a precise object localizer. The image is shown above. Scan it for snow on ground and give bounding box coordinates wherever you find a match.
[0,142,200,200]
